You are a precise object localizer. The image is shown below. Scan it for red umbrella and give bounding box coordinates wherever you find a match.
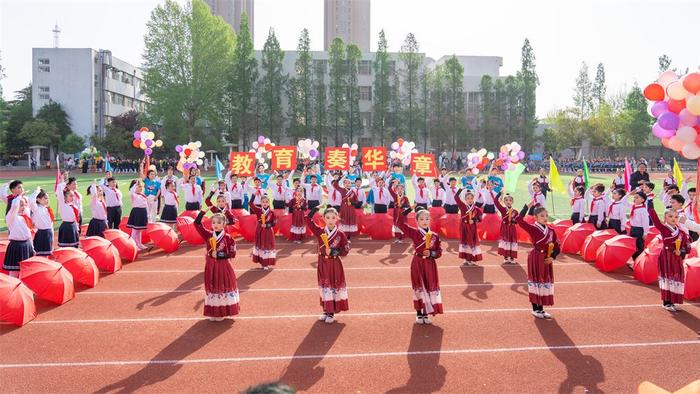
[81,236,122,273]
[0,240,8,275]
[560,223,595,254]
[176,216,206,245]
[236,214,257,242]
[551,219,573,241]
[50,247,99,288]
[146,223,180,253]
[406,211,418,228]
[684,258,700,300]
[580,229,618,262]
[477,213,501,241]
[227,208,249,237]
[644,227,661,246]
[355,208,367,234]
[429,207,445,234]
[180,210,212,230]
[515,215,536,244]
[438,214,461,239]
[118,217,150,243]
[0,273,36,327]
[366,213,394,240]
[103,229,139,262]
[273,209,287,235]
[633,242,662,284]
[20,256,74,305]
[595,235,636,272]
[277,214,293,240]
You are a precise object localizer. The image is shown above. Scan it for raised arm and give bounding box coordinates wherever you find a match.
[647,203,667,234]
[395,207,418,239]
[193,209,213,240]
[493,195,507,216]
[304,208,322,236]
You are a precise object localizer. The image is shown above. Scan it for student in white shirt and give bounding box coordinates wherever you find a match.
[29,188,54,256]
[585,184,607,229]
[627,191,650,261]
[526,179,547,216]
[300,170,323,210]
[412,174,431,211]
[352,177,366,209]
[180,174,204,211]
[57,188,81,248]
[442,177,460,214]
[103,177,123,229]
[160,166,179,207]
[127,180,150,250]
[369,173,391,213]
[86,182,108,237]
[246,177,267,208]
[429,179,444,207]
[58,177,84,226]
[3,197,34,277]
[326,172,343,211]
[473,177,497,214]
[271,174,290,210]
[606,189,629,234]
[159,180,180,226]
[567,182,586,224]
[226,173,245,209]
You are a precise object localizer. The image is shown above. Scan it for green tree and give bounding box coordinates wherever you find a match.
[618,84,653,152]
[142,0,234,143]
[372,30,391,145]
[346,43,362,142]
[228,12,257,149]
[504,75,520,143]
[428,66,448,150]
[19,119,59,147]
[390,66,401,140]
[295,29,313,137]
[2,85,33,155]
[573,61,593,120]
[259,28,286,141]
[658,54,672,73]
[517,38,539,149]
[95,110,146,159]
[36,101,72,139]
[59,133,86,154]
[419,70,430,151]
[327,38,347,146]
[0,50,6,97]
[399,33,424,139]
[592,63,606,111]
[312,59,328,145]
[444,56,465,150]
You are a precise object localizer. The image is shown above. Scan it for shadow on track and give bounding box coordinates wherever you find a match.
[135,272,203,311]
[461,266,493,302]
[277,321,345,391]
[535,319,605,394]
[386,324,446,393]
[503,263,528,296]
[95,319,233,393]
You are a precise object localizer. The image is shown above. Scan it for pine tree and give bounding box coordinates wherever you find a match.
[372,30,391,145]
[328,38,347,146]
[399,33,423,140]
[287,29,314,140]
[259,28,286,141]
[592,63,606,111]
[346,44,362,142]
[230,12,257,149]
[312,59,328,146]
[444,56,465,150]
[573,61,593,120]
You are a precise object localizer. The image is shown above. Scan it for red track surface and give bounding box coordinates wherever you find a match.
[2,237,700,393]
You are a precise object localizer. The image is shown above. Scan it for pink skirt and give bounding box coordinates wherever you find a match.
[252,227,276,266]
[204,256,240,317]
[410,256,443,315]
[527,251,554,305]
[317,256,349,314]
[657,250,684,304]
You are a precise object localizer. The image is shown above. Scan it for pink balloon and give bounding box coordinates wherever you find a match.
[668,136,685,151]
[652,122,676,138]
[258,136,265,144]
[679,109,698,126]
[517,151,525,159]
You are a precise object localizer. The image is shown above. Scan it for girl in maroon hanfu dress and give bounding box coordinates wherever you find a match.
[194,209,239,321]
[455,189,483,265]
[287,189,307,243]
[249,196,277,270]
[648,205,689,312]
[205,191,237,225]
[334,178,359,237]
[305,207,350,324]
[515,203,560,319]
[397,207,443,325]
[389,183,411,243]
[494,193,520,264]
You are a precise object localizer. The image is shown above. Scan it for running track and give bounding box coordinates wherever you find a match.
[1,238,700,393]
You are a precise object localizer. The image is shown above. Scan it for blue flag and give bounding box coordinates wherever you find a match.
[215,156,224,180]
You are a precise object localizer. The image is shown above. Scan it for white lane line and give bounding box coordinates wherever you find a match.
[117,262,592,273]
[79,279,641,295]
[16,303,700,325]
[1,340,698,369]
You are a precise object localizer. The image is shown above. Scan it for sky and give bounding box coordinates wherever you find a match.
[1,0,699,118]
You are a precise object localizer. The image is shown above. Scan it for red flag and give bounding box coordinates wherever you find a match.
[623,158,632,191]
[54,156,61,193]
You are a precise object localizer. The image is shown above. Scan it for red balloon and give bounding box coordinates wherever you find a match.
[594,235,636,272]
[132,139,141,148]
[103,229,139,262]
[81,236,123,273]
[477,213,501,241]
[683,73,700,94]
[51,247,100,288]
[0,273,36,326]
[668,99,686,114]
[580,229,618,262]
[561,223,596,255]
[643,83,665,101]
[176,216,206,245]
[20,257,75,305]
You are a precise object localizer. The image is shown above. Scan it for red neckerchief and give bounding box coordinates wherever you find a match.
[570,196,582,207]
[608,201,619,216]
[99,198,106,214]
[277,184,283,194]
[531,192,541,206]
[20,213,33,230]
[311,183,316,194]
[419,185,425,198]
[379,188,384,201]
[590,197,602,214]
[630,204,645,218]
[170,191,179,206]
[47,206,55,222]
[70,204,80,222]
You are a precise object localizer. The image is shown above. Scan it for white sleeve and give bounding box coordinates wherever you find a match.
[28,190,40,212]
[0,184,9,203]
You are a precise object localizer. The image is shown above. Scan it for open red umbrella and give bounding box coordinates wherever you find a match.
[146,223,180,253]
[273,209,287,235]
[439,214,461,239]
[81,236,122,273]
[176,216,206,245]
[551,219,573,241]
[580,229,618,262]
[50,247,99,288]
[515,215,536,244]
[0,240,8,275]
[355,208,367,234]
[118,217,150,243]
[477,213,501,241]
[644,227,661,246]
[0,273,36,327]
[236,214,257,242]
[560,223,596,255]
[633,242,662,284]
[429,207,445,234]
[20,256,74,305]
[103,229,139,262]
[366,213,394,240]
[684,258,700,300]
[277,214,293,240]
[595,235,636,272]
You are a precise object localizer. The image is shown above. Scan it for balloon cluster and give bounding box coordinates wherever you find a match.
[250,135,275,169]
[496,142,526,171]
[175,141,204,172]
[644,71,700,159]
[466,149,494,175]
[132,127,163,156]
[297,138,320,160]
[342,143,359,165]
[389,138,417,166]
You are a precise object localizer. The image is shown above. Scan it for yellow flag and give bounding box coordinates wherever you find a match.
[673,158,683,189]
[549,157,565,192]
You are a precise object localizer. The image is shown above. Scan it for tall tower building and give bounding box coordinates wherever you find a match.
[205,0,254,42]
[324,0,370,51]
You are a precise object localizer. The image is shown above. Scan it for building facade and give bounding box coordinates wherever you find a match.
[324,0,370,52]
[205,0,254,41]
[32,48,147,140]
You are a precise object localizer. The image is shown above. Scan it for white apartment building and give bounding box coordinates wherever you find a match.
[32,48,148,140]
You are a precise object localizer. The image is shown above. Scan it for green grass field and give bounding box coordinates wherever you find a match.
[0,170,674,231]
